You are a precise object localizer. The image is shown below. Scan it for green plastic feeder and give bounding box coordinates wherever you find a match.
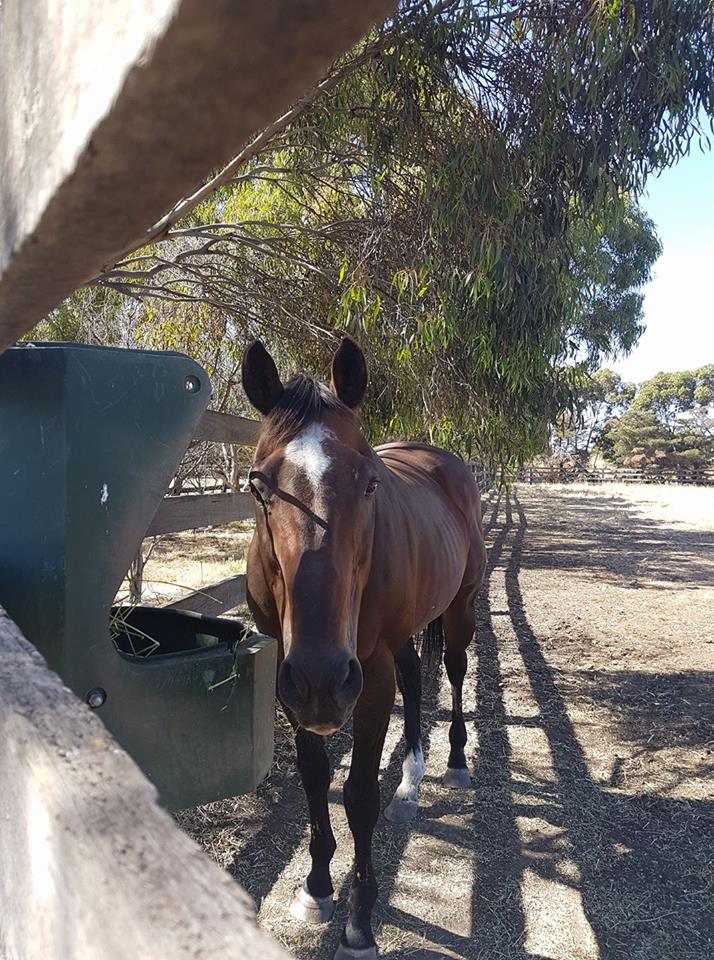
[0,343,275,810]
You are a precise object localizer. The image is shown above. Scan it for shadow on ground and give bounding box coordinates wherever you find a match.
[519,489,714,588]
[181,490,714,960]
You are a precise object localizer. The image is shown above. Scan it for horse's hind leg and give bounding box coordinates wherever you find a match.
[442,589,476,788]
[384,638,424,823]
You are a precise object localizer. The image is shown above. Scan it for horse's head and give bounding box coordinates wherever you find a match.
[242,337,380,734]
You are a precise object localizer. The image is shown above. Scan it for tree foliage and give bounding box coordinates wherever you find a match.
[38,0,714,468]
[552,367,636,461]
[568,364,714,465]
[633,367,714,426]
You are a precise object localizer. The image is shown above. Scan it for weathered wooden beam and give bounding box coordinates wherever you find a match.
[194,409,260,446]
[0,606,288,960]
[148,491,254,536]
[167,574,247,616]
[0,0,396,351]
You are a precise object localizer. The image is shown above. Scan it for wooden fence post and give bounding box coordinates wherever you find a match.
[127,548,144,603]
[0,607,291,960]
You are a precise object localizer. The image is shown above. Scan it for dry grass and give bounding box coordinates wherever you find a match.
[167,485,713,960]
[118,521,254,607]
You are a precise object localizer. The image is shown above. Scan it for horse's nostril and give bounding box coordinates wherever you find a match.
[280,651,362,720]
[346,657,361,691]
[333,656,363,707]
[279,658,309,706]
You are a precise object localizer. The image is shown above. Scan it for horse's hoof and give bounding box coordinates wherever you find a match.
[289,884,335,924]
[334,944,378,960]
[442,766,471,789]
[384,797,418,823]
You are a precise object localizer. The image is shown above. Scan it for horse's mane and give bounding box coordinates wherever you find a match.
[261,375,353,447]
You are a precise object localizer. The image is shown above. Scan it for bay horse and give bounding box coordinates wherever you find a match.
[242,337,486,959]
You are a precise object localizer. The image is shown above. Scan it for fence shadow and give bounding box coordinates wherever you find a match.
[466,494,532,957]
[376,491,714,959]
[557,666,714,753]
[184,489,713,960]
[507,492,714,960]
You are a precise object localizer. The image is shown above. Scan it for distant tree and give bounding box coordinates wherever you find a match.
[599,408,671,464]
[598,365,714,466]
[633,371,698,428]
[694,364,714,406]
[553,368,635,462]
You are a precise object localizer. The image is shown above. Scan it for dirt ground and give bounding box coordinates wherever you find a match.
[173,483,713,960]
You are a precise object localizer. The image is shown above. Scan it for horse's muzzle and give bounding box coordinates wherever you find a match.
[278,650,363,733]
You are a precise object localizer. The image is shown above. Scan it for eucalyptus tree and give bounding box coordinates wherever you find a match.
[47,0,714,467]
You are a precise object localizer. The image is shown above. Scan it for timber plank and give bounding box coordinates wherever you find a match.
[194,410,260,446]
[147,492,255,536]
[0,606,288,960]
[167,574,247,616]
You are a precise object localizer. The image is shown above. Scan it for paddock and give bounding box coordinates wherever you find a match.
[165,482,714,960]
[3,4,710,957]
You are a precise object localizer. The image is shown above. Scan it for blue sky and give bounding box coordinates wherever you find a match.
[613,137,714,385]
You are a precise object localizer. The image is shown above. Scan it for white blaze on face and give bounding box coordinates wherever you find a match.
[284,423,334,498]
[283,423,336,551]
[281,423,336,642]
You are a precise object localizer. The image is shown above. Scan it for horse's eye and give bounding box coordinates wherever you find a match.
[365,477,380,498]
[249,476,270,505]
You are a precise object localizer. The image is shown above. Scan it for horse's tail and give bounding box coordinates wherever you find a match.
[416,616,444,673]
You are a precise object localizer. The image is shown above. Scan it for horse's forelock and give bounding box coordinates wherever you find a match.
[258,375,353,451]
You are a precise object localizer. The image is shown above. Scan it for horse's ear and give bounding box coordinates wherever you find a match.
[331,336,367,409]
[242,341,284,415]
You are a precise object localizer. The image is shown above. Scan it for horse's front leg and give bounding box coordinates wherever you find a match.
[288,721,337,924]
[337,649,395,960]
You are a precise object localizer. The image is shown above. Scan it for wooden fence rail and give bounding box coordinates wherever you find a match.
[518,464,714,486]
[0,607,288,960]
[166,573,247,617]
[194,409,261,446]
[148,491,254,536]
